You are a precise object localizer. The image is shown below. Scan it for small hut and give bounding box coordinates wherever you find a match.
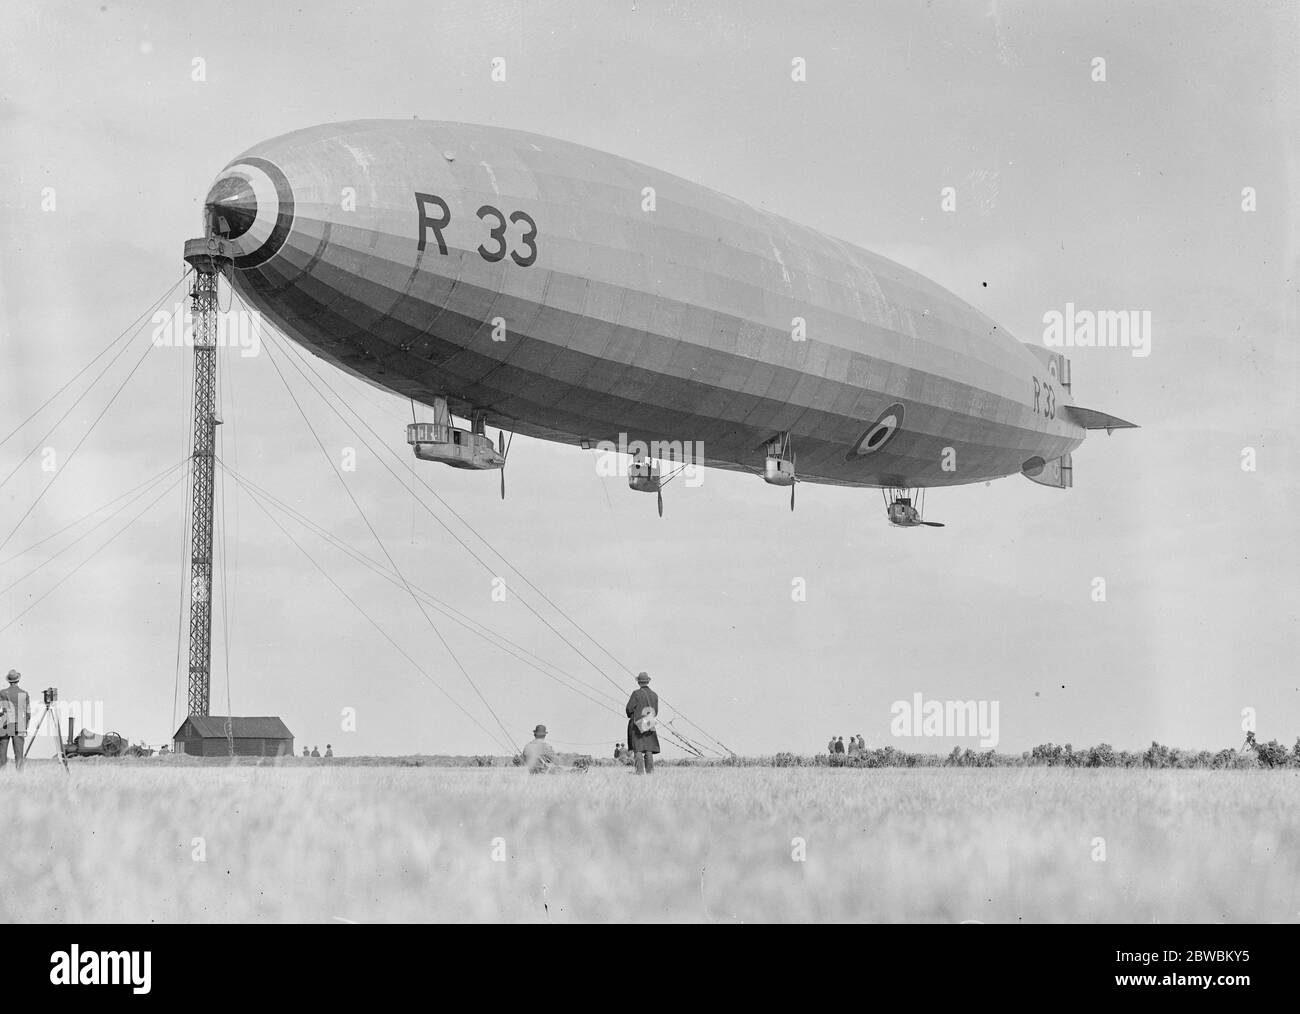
[172,716,294,757]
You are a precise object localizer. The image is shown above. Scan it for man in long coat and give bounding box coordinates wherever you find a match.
[625,672,660,775]
[0,670,31,771]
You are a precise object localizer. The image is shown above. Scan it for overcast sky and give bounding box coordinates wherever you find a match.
[1,0,1296,757]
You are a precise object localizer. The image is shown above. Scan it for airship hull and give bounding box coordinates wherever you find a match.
[210,120,1085,488]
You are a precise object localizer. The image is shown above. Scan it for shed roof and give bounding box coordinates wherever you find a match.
[173,716,293,740]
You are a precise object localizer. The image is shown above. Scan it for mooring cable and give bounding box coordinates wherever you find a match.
[0,273,188,454]
[219,458,628,717]
[256,307,733,756]
[0,317,166,556]
[253,315,723,754]
[259,333,522,755]
[235,291,729,757]
[237,476,516,755]
[0,457,188,569]
[0,473,183,637]
[0,459,186,597]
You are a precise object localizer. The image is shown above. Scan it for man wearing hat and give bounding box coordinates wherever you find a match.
[625,672,660,775]
[521,724,566,774]
[0,670,31,771]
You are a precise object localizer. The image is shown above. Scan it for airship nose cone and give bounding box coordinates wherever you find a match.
[205,176,258,239]
[202,157,295,269]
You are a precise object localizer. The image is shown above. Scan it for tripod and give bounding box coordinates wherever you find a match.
[23,702,69,772]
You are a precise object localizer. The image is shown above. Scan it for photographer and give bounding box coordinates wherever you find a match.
[0,671,31,771]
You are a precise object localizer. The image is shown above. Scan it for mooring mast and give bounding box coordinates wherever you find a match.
[181,237,231,717]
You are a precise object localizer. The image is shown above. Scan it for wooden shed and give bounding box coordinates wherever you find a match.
[172,716,294,757]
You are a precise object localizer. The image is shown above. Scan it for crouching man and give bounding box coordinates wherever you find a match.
[521,724,569,774]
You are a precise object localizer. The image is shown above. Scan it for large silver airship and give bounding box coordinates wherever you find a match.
[198,119,1135,525]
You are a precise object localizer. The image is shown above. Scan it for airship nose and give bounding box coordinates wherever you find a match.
[205,176,258,239]
[202,157,295,269]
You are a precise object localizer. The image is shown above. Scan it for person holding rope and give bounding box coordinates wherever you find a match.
[626,672,660,775]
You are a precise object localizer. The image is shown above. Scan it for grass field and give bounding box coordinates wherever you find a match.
[3,762,1297,922]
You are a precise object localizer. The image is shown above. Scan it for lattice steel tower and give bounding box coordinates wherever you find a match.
[182,238,231,717]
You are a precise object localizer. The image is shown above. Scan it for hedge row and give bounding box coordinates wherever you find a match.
[667,739,1300,769]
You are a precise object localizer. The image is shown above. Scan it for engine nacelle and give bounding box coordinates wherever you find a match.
[628,458,662,493]
[763,455,795,486]
[408,423,505,470]
[406,399,505,470]
[887,497,921,527]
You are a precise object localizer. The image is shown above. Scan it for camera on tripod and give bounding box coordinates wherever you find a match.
[43,687,57,706]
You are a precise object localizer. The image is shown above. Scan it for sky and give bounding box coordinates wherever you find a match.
[0,0,1296,758]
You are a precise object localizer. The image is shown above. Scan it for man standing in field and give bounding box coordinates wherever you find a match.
[521,724,567,774]
[625,672,660,775]
[0,670,31,771]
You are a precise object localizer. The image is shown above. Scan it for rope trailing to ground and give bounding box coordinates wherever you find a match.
[242,298,730,757]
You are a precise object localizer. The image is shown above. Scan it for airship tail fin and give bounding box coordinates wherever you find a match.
[1022,345,1140,433]
[1022,453,1073,489]
[1062,405,1139,432]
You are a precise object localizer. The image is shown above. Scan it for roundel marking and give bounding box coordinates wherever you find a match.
[207,156,295,270]
[846,403,906,461]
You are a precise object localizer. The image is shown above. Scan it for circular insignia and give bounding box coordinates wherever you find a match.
[846,403,906,460]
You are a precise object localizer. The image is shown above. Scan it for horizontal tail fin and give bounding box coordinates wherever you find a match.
[1063,405,1139,432]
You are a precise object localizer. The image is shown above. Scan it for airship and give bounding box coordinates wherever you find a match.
[197,119,1135,524]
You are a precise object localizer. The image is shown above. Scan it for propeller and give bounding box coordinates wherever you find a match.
[920,521,945,528]
[657,488,663,517]
[789,442,797,511]
[498,430,507,500]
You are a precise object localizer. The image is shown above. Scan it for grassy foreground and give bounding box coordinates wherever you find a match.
[3,763,1297,922]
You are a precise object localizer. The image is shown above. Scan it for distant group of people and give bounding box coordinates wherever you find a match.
[524,671,661,775]
[828,734,866,757]
[301,744,334,758]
